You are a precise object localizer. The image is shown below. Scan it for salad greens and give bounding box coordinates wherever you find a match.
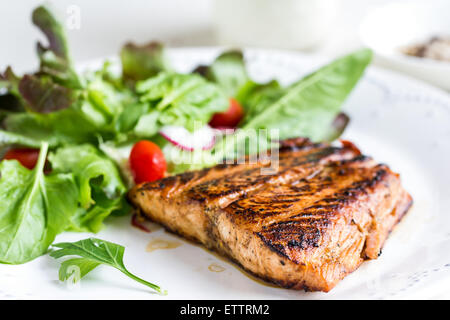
[239,48,372,142]
[50,238,164,294]
[121,42,170,83]
[195,50,249,97]
[0,142,127,264]
[135,72,229,132]
[0,143,79,264]
[49,144,129,232]
[0,4,372,271]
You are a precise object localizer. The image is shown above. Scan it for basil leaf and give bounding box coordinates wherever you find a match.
[51,238,165,294]
[0,143,80,264]
[241,49,373,141]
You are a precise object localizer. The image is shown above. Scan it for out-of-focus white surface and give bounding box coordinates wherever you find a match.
[360,0,450,90]
[0,0,213,72]
[213,0,339,50]
[0,0,399,72]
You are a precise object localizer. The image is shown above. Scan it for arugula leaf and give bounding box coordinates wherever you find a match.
[49,144,128,232]
[0,143,80,264]
[136,72,228,132]
[196,50,249,97]
[50,238,165,294]
[240,49,372,141]
[121,42,170,83]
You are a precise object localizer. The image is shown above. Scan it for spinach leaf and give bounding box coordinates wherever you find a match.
[50,238,165,294]
[49,144,129,232]
[241,49,373,141]
[0,143,80,264]
[135,72,228,132]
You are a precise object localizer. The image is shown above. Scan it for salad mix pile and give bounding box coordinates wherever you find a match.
[0,6,372,268]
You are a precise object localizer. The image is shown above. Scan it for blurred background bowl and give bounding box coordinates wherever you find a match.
[360,0,450,90]
[213,0,339,50]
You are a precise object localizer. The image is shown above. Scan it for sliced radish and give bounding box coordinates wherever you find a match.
[213,127,236,135]
[159,125,216,151]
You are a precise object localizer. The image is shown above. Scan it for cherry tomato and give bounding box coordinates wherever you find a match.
[209,98,244,128]
[129,140,166,184]
[3,148,40,170]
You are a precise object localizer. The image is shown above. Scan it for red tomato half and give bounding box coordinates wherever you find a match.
[209,98,244,129]
[3,148,40,170]
[129,140,166,184]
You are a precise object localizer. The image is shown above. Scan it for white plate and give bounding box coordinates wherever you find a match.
[1,48,449,300]
[360,0,450,91]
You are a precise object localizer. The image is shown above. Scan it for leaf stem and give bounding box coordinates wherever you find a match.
[36,141,49,173]
[121,268,165,295]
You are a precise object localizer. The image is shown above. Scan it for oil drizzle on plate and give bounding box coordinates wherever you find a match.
[146,238,182,252]
[200,247,280,288]
[208,263,225,273]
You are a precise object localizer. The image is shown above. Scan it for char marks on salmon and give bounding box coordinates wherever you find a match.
[128,138,412,292]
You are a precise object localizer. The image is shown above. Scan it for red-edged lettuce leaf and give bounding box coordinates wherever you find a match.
[32,5,82,89]
[18,75,78,113]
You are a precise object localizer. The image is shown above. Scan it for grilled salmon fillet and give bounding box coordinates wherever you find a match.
[128,138,412,292]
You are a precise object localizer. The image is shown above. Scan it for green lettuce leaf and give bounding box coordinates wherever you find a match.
[0,129,46,148]
[2,106,103,146]
[49,144,129,232]
[136,72,228,132]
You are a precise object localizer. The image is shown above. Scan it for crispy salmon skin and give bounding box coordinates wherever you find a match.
[128,138,412,292]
